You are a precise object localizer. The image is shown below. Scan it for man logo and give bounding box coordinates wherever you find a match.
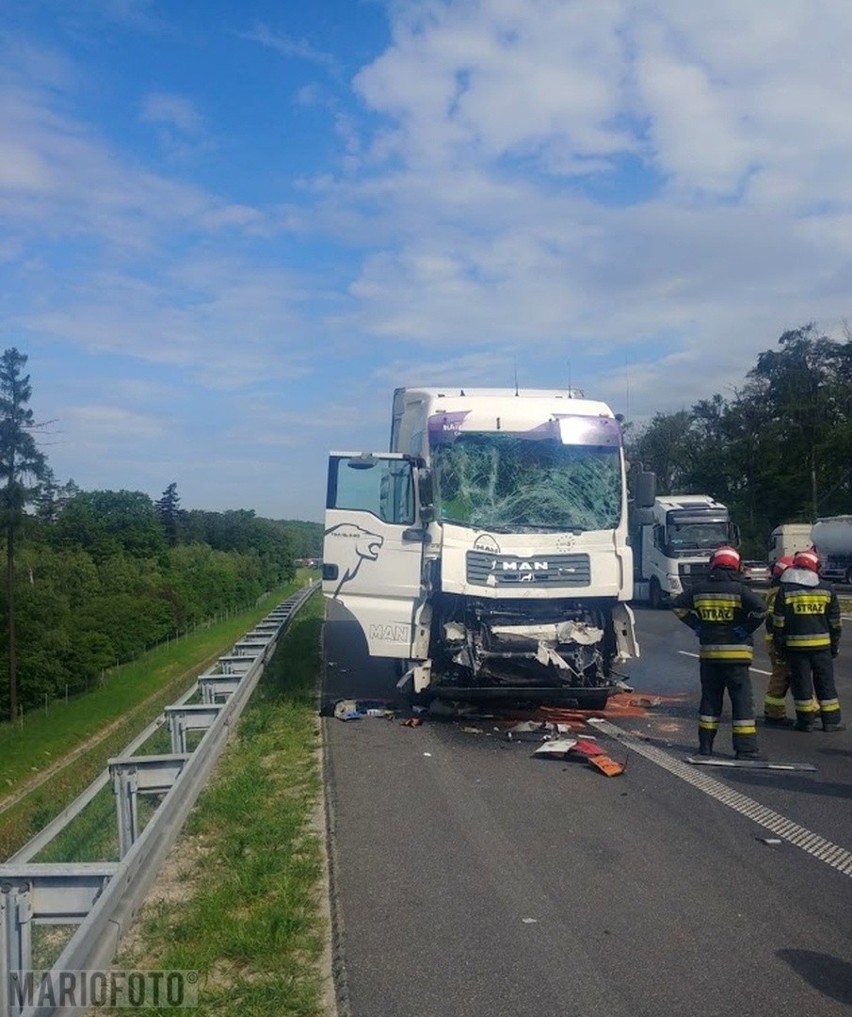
[369,623,410,642]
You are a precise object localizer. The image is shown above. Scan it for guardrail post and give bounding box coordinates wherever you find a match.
[198,676,241,704]
[109,756,191,859]
[1,881,32,1017]
[164,706,222,755]
[111,766,139,861]
[168,709,185,754]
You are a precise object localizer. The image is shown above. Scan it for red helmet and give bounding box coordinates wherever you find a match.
[710,545,741,570]
[772,555,795,579]
[792,549,820,572]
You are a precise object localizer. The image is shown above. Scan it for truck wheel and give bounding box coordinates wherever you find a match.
[649,578,663,610]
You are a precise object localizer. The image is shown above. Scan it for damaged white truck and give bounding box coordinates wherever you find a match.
[322,387,640,708]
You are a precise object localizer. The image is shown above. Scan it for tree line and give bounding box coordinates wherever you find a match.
[7,324,844,714]
[0,350,322,721]
[627,324,852,558]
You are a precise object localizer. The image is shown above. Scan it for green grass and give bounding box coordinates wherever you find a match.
[0,580,310,860]
[112,592,326,1016]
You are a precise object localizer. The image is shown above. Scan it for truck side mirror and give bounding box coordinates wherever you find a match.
[635,469,656,508]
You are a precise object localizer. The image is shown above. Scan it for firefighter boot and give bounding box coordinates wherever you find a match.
[697,730,715,757]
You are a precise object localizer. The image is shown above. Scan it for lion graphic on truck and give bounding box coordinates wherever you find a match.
[324,523,384,597]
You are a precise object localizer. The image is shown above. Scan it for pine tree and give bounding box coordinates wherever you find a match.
[0,349,48,721]
[156,481,183,546]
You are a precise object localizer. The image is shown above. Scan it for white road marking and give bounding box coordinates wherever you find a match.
[588,717,852,878]
[677,649,771,676]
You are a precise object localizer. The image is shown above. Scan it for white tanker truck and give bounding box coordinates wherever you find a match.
[811,515,852,584]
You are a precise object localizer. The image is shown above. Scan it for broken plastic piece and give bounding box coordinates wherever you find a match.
[333,699,362,721]
[506,721,549,742]
[533,738,579,758]
[587,755,626,777]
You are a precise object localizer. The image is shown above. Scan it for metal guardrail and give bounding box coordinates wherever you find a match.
[0,582,318,1017]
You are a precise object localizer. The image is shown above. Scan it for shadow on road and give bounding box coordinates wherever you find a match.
[776,950,852,1005]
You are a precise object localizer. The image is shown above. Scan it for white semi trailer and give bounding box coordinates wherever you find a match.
[322,387,641,707]
[811,515,852,584]
[768,523,813,566]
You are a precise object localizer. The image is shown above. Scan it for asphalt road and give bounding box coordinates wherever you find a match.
[322,599,852,1017]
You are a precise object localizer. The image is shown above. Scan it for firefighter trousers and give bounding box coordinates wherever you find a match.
[787,649,843,728]
[764,642,791,719]
[699,660,758,754]
[763,643,818,719]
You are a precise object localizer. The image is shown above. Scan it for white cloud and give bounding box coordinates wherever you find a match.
[5,1,852,518]
[316,0,852,420]
[242,23,341,75]
[140,92,205,135]
[68,404,165,442]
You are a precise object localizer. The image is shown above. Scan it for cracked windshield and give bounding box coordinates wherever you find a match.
[667,519,730,552]
[434,433,622,531]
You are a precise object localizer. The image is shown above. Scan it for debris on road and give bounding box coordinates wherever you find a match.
[333,699,362,721]
[685,757,817,772]
[331,699,395,721]
[505,720,580,742]
[568,739,627,776]
[533,738,579,758]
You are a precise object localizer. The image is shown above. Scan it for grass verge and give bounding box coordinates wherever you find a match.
[110,590,327,1016]
[0,580,308,860]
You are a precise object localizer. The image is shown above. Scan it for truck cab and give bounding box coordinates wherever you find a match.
[322,388,639,707]
[630,492,738,608]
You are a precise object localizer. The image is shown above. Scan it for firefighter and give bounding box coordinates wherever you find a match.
[672,545,767,758]
[763,555,796,726]
[772,549,844,732]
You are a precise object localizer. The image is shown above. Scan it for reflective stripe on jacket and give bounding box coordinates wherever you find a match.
[671,567,767,663]
[764,584,779,643]
[772,572,841,654]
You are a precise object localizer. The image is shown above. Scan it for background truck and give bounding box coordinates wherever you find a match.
[811,515,852,584]
[768,523,813,566]
[322,387,642,708]
[629,486,739,608]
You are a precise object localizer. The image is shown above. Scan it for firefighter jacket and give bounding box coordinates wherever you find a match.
[671,566,767,663]
[764,580,782,644]
[772,568,842,655]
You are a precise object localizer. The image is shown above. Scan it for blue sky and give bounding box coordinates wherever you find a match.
[3,0,852,522]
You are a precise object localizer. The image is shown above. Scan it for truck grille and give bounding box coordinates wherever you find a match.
[466,551,591,587]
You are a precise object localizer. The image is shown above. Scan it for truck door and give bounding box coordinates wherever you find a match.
[322,452,425,659]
